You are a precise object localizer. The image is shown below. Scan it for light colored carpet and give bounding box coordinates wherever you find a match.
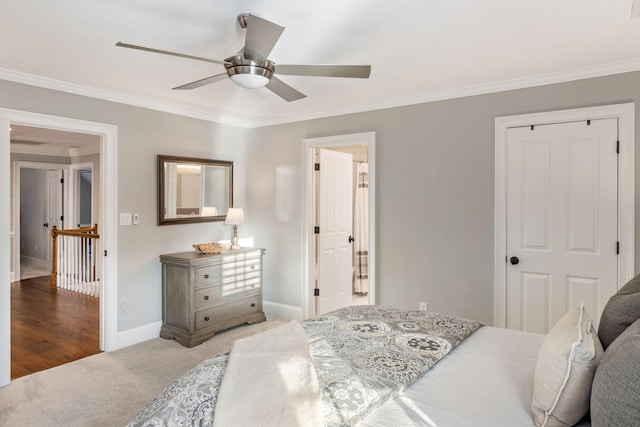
[0,320,286,427]
[19,261,50,281]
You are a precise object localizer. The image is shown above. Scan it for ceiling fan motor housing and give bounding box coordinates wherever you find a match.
[224,55,274,88]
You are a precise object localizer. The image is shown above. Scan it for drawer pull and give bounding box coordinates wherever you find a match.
[204,316,210,321]
[250,284,255,288]
[204,274,209,279]
[204,295,209,300]
[251,265,256,270]
[251,303,256,307]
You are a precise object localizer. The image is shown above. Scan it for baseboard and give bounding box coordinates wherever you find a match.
[114,321,162,350]
[113,304,302,351]
[263,300,303,321]
[20,255,48,269]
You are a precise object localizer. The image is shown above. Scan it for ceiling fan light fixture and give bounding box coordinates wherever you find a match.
[227,65,273,89]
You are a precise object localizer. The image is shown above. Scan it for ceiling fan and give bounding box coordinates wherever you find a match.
[116,13,371,102]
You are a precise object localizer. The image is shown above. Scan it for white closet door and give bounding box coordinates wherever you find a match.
[506,119,618,333]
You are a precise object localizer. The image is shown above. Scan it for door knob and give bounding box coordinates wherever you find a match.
[510,256,520,265]
[43,223,49,227]
[348,235,354,243]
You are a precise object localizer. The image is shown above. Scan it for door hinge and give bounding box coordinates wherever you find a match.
[314,226,320,234]
[616,140,620,154]
[104,250,108,257]
[530,125,534,130]
[587,119,591,125]
[60,216,64,221]
[314,163,320,171]
[314,288,320,296]
[616,241,620,255]
[60,178,64,184]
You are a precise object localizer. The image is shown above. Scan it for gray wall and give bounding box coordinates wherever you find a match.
[19,168,47,260]
[2,80,251,332]
[2,70,640,332]
[247,71,640,325]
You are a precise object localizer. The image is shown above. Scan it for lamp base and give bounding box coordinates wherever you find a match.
[231,225,240,249]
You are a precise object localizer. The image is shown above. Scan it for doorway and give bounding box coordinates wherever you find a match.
[14,162,68,281]
[0,110,118,387]
[302,132,376,319]
[493,103,635,331]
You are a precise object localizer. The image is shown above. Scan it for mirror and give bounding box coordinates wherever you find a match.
[157,155,233,225]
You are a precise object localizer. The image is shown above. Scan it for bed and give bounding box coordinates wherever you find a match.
[128,276,640,427]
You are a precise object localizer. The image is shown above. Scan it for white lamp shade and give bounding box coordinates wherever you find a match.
[201,206,218,216]
[224,208,245,225]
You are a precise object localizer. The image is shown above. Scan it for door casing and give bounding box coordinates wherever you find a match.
[494,103,635,327]
[302,132,376,320]
[13,163,68,278]
[0,108,118,387]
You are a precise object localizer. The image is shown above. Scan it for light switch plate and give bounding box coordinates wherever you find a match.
[120,213,132,226]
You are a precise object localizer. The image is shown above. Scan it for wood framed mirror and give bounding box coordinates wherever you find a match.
[157,155,233,225]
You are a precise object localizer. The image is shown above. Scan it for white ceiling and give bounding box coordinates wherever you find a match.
[2,1,640,128]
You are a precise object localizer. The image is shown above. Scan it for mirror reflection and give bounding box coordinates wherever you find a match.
[158,155,233,225]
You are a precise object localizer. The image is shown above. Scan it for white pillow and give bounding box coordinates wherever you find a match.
[531,304,604,427]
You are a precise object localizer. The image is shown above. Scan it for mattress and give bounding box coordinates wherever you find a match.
[360,325,591,427]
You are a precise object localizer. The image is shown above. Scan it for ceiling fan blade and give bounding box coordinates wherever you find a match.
[116,42,226,65]
[265,77,306,102]
[243,14,285,62]
[276,64,371,79]
[172,73,228,90]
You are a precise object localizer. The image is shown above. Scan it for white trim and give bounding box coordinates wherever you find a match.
[4,59,640,129]
[493,103,635,328]
[114,321,162,349]
[0,69,252,129]
[9,142,99,157]
[263,300,303,322]
[0,108,118,386]
[302,132,376,320]
[0,118,10,386]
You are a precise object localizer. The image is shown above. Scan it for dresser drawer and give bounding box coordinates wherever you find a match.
[195,295,261,331]
[220,258,261,283]
[194,277,261,310]
[194,265,222,287]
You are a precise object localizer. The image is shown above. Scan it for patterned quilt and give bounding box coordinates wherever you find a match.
[303,305,483,426]
[128,306,483,427]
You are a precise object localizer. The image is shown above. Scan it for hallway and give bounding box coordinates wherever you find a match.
[11,276,100,379]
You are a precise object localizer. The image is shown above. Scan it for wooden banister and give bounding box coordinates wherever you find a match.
[51,224,100,291]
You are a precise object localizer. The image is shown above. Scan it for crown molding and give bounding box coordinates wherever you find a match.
[0,68,254,128]
[69,144,100,157]
[3,58,640,129]
[10,142,70,157]
[10,141,99,157]
[249,58,640,128]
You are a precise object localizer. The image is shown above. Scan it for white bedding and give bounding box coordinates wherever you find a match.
[360,326,591,427]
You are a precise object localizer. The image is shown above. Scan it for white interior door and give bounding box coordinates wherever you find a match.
[45,169,64,263]
[506,119,618,333]
[316,148,353,315]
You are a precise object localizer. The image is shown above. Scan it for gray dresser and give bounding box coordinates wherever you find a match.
[159,248,266,347]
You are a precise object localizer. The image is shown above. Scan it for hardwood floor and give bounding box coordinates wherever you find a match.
[11,276,100,379]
